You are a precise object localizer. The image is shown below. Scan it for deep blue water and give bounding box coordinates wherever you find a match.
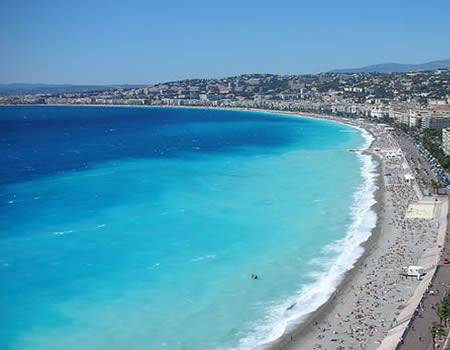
[0,106,375,349]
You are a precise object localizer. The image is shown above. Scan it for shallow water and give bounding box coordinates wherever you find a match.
[0,106,375,349]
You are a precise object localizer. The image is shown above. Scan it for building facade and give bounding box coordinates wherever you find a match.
[442,128,450,156]
[422,116,450,130]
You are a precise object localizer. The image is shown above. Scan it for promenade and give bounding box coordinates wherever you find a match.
[399,204,450,350]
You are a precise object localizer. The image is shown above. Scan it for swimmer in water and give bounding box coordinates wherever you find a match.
[251,274,258,279]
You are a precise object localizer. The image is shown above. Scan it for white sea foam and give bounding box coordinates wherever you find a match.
[308,257,334,269]
[339,129,358,133]
[52,230,74,236]
[234,127,377,350]
[191,254,217,262]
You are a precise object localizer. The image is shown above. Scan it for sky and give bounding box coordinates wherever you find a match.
[1,0,450,85]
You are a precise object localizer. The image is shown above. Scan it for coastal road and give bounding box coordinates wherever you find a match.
[395,130,436,194]
[400,203,450,350]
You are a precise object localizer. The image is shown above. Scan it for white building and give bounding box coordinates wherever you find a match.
[442,128,450,156]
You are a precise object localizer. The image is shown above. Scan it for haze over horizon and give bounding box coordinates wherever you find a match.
[1,0,450,85]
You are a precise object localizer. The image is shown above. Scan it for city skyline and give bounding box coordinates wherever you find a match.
[1,0,450,85]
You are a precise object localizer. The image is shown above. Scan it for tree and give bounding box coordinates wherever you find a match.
[439,291,450,326]
[431,322,446,349]
[437,303,450,326]
[442,291,450,307]
[431,180,441,194]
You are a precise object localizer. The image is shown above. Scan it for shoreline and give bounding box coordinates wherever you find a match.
[258,114,384,350]
[263,149,384,350]
[161,105,391,349]
[263,181,384,350]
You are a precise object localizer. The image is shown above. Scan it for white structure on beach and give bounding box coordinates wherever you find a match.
[385,152,402,161]
[404,173,415,185]
[404,266,424,280]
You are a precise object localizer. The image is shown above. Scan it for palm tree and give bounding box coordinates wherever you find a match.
[442,293,450,326]
[431,180,440,194]
[444,290,450,304]
[437,303,449,326]
[431,322,446,349]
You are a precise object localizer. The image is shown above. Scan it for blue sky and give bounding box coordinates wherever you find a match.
[1,0,450,84]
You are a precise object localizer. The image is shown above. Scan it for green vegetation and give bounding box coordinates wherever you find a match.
[420,132,450,172]
[422,129,442,141]
[394,122,410,133]
[430,289,450,348]
[431,180,441,193]
[430,322,446,349]
[437,303,450,325]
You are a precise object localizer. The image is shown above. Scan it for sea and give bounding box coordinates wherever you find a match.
[0,106,377,350]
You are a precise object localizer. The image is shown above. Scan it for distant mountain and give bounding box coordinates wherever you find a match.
[0,83,149,96]
[329,59,450,74]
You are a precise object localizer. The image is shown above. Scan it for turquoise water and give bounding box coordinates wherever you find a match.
[0,107,376,349]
